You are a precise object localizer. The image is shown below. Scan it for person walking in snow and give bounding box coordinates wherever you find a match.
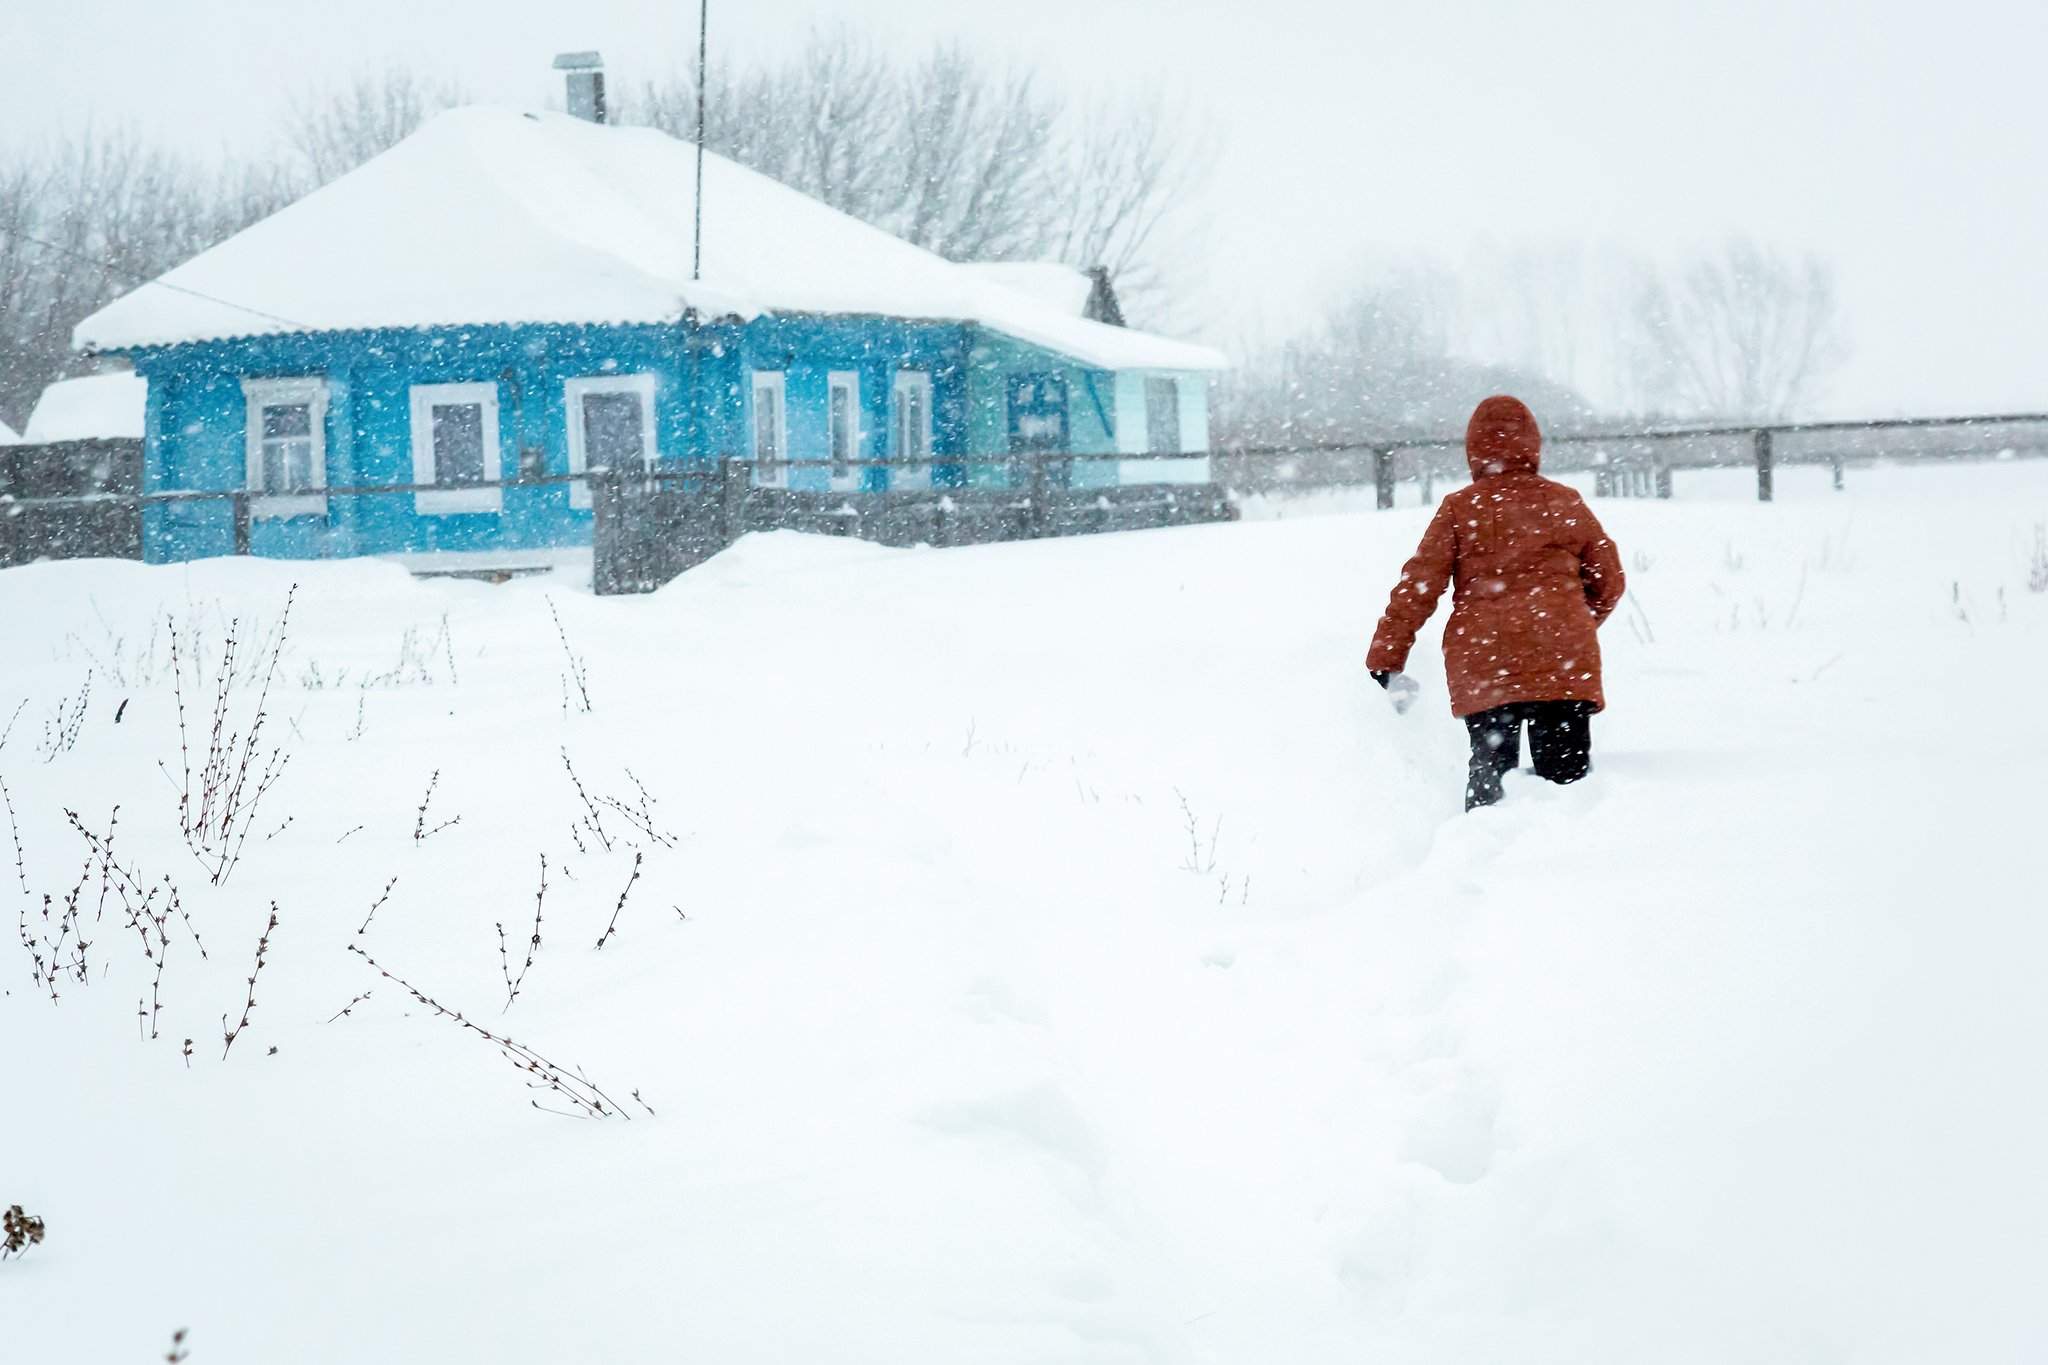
[1367,395,1626,810]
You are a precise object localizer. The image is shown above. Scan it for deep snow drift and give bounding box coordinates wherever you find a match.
[4,462,2046,1362]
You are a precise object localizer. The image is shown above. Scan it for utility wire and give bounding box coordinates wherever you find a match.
[692,0,709,283]
[0,224,313,335]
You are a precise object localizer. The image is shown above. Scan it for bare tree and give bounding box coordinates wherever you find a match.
[0,132,290,426]
[631,32,908,228]
[887,45,1057,261]
[1631,238,1847,421]
[283,67,469,186]
[1040,89,1209,322]
[1213,264,1597,449]
[624,32,1202,322]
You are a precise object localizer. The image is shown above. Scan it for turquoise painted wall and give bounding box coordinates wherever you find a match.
[733,316,972,492]
[134,323,712,562]
[1111,370,1213,485]
[121,315,1208,562]
[961,328,1120,489]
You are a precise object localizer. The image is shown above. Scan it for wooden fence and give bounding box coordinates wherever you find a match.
[4,412,2045,583]
[1216,411,2048,505]
[590,456,1233,595]
[0,438,143,566]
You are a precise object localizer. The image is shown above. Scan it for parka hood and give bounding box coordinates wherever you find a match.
[1466,395,1542,477]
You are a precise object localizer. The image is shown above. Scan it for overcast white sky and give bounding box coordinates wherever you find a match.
[5,0,2043,416]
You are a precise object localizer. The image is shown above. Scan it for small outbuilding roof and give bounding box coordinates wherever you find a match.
[24,372,147,442]
[77,108,1226,374]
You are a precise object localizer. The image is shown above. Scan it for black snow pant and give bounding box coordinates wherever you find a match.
[1463,701,1595,811]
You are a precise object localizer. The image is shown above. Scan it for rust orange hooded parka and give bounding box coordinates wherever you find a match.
[1367,397,1626,718]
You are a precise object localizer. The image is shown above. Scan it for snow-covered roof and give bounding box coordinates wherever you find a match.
[957,263,1095,318]
[76,108,1226,373]
[24,372,147,442]
[0,418,20,445]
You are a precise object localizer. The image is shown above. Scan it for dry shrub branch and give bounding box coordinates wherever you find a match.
[166,588,298,886]
[346,943,629,1119]
[220,903,278,1059]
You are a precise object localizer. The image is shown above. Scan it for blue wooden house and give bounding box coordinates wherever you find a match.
[74,88,1225,570]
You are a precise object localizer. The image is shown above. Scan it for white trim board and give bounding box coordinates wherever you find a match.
[241,376,329,520]
[891,369,933,490]
[565,373,658,510]
[408,381,503,515]
[827,370,861,492]
[750,370,788,488]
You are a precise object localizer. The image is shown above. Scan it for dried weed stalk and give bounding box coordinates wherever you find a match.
[2,1204,45,1259]
[166,587,297,885]
[220,904,278,1059]
[356,876,398,936]
[347,944,629,1119]
[325,989,373,1023]
[548,596,592,714]
[560,748,612,852]
[594,851,644,951]
[499,854,546,1010]
[413,771,458,843]
[37,671,92,763]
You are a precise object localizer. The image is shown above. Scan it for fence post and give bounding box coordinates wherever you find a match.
[589,468,621,595]
[1830,451,1845,491]
[232,493,251,555]
[1655,464,1674,500]
[1372,447,1395,510]
[1754,429,1774,503]
[1028,456,1051,538]
[720,457,749,545]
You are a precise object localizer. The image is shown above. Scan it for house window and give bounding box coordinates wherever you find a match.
[565,374,657,509]
[828,371,860,490]
[241,378,329,519]
[1145,377,1182,454]
[891,370,932,491]
[751,371,787,488]
[408,382,502,514]
[892,370,932,461]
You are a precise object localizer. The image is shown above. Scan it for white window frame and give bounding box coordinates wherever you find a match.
[750,371,788,488]
[1145,376,1183,455]
[241,377,329,520]
[565,373,658,510]
[408,382,503,515]
[892,369,933,490]
[827,370,861,492]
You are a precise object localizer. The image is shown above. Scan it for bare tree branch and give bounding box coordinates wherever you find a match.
[283,67,469,186]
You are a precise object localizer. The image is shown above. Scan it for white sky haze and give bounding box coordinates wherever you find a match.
[5,0,2043,417]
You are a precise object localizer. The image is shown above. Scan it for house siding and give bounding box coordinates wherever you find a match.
[961,329,1119,489]
[734,317,972,492]
[1112,371,1212,486]
[121,316,1211,563]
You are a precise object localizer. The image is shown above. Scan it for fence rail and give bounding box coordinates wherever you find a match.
[589,457,1232,594]
[0,437,143,564]
[4,413,2045,585]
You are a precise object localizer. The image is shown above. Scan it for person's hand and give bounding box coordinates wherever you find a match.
[1370,669,1421,715]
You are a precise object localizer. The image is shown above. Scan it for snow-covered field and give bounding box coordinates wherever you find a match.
[5,461,2046,1362]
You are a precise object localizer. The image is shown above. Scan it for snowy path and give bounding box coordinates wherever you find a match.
[4,462,2045,1362]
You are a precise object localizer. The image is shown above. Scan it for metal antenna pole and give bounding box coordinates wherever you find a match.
[692,0,708,282]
